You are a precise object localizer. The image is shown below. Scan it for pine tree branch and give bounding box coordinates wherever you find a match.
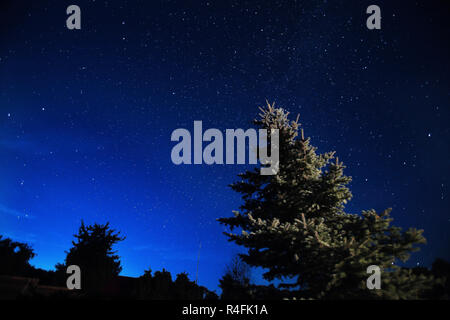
[314,231,331,248]
[301,213,307,230]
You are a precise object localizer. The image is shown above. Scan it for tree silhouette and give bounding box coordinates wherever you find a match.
[138,267,216,299]
[150,268,173,299]
[0,235,35,276]
[429,258,450,299]
[219,256,252,299]
[60,221,125,294]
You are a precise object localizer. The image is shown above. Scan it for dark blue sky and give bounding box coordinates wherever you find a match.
[1,0,449,292]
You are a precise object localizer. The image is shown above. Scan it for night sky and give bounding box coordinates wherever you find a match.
[1,0,449,292]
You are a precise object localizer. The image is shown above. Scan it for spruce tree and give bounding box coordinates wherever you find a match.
[61,221,125,294]
[218,101,434,299]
